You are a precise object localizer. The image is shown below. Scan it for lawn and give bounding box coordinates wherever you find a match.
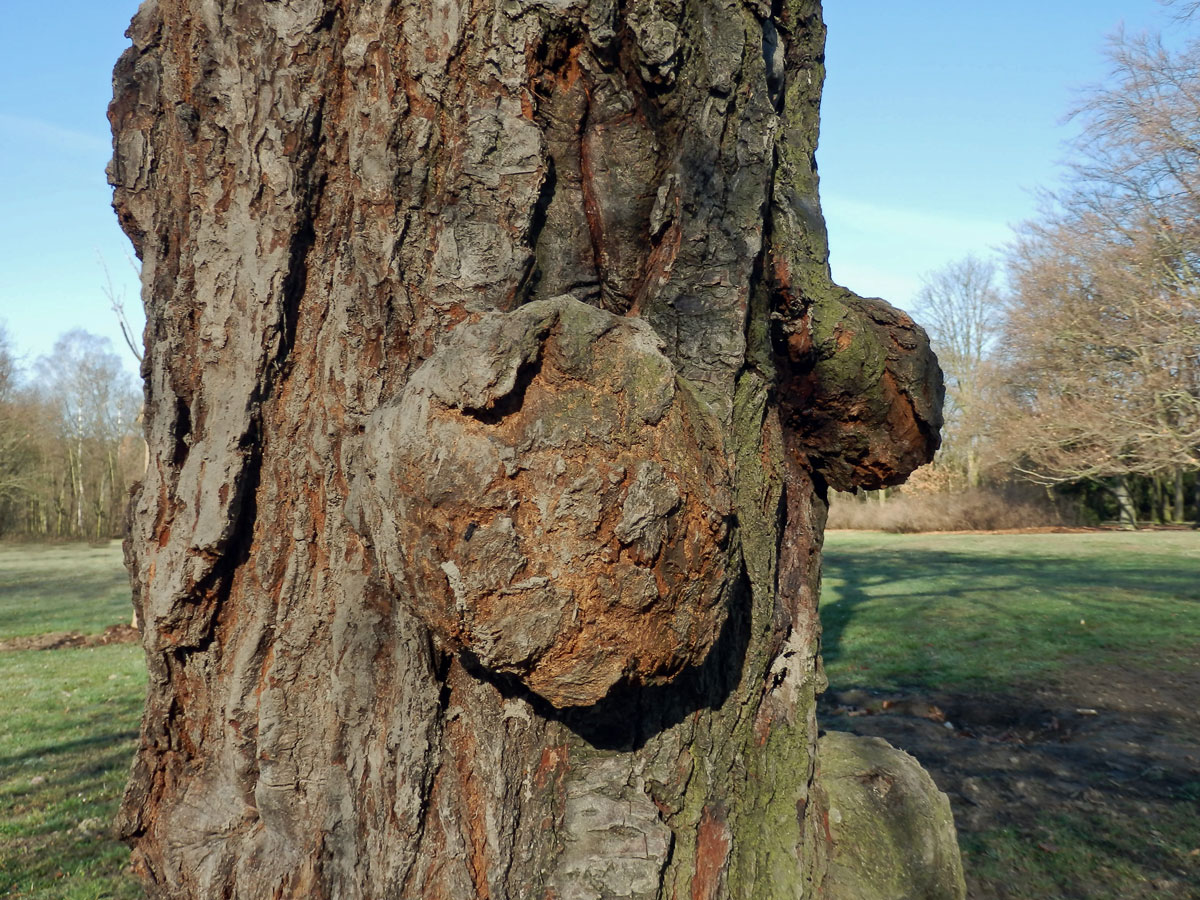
[0,646,144,900]
[821,530,1200,692]
[822,530,1200,900]
[0,543,133,640]
[0,542,143,900]
[3,534,1198,899]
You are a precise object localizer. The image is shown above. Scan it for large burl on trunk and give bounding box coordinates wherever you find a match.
[110,1,953,897]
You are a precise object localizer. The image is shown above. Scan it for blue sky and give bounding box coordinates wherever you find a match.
[820,2,1172,305]
[0,1,1179,377]
[1,0,143,374]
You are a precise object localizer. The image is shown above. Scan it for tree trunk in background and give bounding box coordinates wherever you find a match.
[1174,468,1185,524]
[109,1,951,898]
[1115,476,1138,529]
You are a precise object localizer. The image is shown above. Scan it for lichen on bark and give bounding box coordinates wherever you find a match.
[109,0,951,897]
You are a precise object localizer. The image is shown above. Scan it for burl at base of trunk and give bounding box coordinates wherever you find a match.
[109,0,960,897]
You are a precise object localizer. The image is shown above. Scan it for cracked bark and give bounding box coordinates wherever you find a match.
[109,1,948,898]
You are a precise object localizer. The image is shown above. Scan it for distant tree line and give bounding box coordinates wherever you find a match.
[0,326,143,540]
[899,15,1200,529]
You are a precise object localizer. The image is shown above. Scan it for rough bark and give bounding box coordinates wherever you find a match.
[109,1,947,898]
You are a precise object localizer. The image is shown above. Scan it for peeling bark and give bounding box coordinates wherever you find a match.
[110,1,946,898]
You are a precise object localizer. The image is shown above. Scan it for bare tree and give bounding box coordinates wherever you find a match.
[1162,0,1200,22]
[1000,215,1199,523]
[31,331,142,539]
[0,326,37,517]
[1065,26,1200,274]
[914,255,1002,488]
[0,324,15,399]
[108,2,957,899]
[996,21,1200,525]
[99,253,144,365]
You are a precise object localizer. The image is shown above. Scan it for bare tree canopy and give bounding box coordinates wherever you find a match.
[1162,0,1200,22]
[914,256,1002,488]
[998,22,1200,489]
[0,327,33,507]
[0,328,143,538]
[108,1,953,898]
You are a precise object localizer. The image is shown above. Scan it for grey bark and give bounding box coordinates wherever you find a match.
[109,1,949,898]
[1173,467,1185,524]
[1114,476,1138,529]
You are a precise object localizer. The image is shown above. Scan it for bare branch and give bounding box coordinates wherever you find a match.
[98,253,144,364]
[1160,0,1200,23]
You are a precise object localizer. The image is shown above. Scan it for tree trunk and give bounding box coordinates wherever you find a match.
[1174,467,1185,524]
[1115,476,1138,529]
[109,2,951,898]
[966,444,980,491]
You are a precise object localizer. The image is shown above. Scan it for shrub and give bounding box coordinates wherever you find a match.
[827,486,1073,533]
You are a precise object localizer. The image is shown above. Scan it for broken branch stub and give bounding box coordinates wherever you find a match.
[350,296,735,708]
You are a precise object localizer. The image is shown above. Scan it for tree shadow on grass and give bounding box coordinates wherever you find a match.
[817,537,1200,899]
[819,671,1200,900]
[819,542,1200,694]
[0,730,139,782]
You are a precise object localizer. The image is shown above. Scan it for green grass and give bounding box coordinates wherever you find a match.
[0,543,132,640]
[821,530,1200,692]
[822,530,1200,899]
[0,645,144,899]
[4,534,1199,898]
[960,805,1200,900]
[0,543,144,899]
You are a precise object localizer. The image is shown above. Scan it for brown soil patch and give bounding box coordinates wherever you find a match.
[0,624,140,652]
[820,660,1200,899]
